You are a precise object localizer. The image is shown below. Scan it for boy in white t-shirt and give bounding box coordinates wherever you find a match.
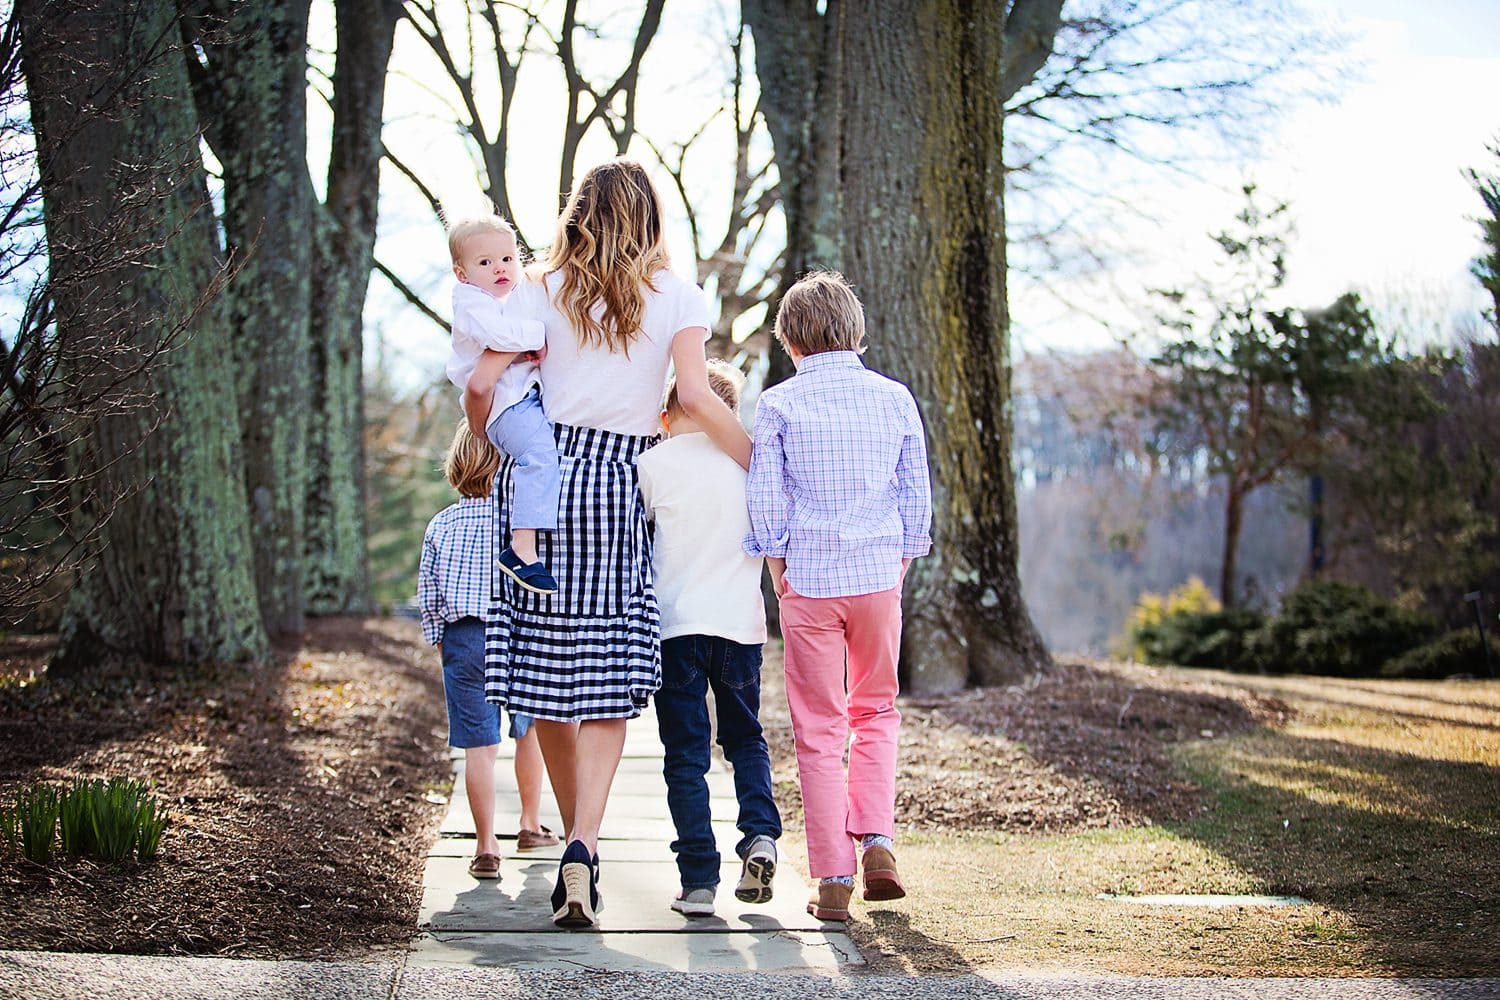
[636,360,781,918]
[447,213,559,595]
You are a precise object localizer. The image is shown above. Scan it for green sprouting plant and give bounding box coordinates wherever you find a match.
[15,784,61,864]
[88,778,144,863]
[0,803,16,857]
[135,795,167,862]
[6,778,169,865]
[59,779,99,858]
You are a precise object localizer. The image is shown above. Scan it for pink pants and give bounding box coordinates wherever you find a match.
[779,585,902,878]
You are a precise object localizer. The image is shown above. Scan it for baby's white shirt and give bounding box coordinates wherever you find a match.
[636,433,767,645]
[446,282,547,427]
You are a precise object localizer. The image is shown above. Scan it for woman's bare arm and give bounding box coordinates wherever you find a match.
[669,327,752,469]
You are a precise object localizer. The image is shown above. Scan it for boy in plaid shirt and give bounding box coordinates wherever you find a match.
[744,271,932,922]
[419,421,558,881]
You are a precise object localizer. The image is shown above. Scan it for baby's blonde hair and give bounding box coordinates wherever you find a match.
[446,210,517,264]
[443,419,501,499]
[664,358,746,417]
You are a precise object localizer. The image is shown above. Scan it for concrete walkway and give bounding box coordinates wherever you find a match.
[5,950,1498,999]
[409,705,862,974]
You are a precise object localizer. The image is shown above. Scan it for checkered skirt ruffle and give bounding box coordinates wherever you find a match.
[483,423,661,721]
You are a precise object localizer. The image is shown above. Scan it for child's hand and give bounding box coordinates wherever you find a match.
[768,556,788,598]
[515,345,546,365]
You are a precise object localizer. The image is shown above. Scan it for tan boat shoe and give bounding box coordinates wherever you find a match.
[517,826,559,850]
[861,844,907,901]
[806,880,853,922]
[467,853,501,879]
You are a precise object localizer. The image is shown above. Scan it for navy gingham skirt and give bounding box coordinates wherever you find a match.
[484,423,661,722]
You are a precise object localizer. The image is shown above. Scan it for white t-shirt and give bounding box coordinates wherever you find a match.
[446,282,545,427]
[509,269,711,436]
[637,433,767,645]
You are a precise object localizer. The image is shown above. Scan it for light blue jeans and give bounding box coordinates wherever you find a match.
[487,387,559,533]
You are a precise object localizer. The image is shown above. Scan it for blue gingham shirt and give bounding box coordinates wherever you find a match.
[417,497,493,645]
[744,351,933,598]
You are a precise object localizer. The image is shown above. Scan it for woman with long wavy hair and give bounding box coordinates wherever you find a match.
[483,159,750,928]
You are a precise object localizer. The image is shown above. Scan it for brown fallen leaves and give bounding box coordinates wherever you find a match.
[758,651,1291,834]
[0,617,450,959]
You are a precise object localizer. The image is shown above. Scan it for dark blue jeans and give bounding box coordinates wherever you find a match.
[655,635,782,890]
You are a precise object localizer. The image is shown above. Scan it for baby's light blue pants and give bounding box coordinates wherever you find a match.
[487,387,559,532]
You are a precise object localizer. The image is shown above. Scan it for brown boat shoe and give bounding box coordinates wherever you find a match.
[517,826,559,850]
[467,852,501,879]
[861,844,907,901]
[806,880,853,922]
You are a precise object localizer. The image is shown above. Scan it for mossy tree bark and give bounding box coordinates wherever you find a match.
[745,0,1063,691]
[184,0,315,636]
[21,0,268,669]
[304,0,401,614]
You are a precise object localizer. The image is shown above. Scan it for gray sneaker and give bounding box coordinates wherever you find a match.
[735,835,777,903]
[670,887,716,917]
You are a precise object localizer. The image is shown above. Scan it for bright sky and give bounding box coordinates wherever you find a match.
[1013,0,1500,355]
[342,1,1500,389]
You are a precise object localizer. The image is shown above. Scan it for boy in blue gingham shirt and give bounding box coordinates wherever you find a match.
[419,420,558,881]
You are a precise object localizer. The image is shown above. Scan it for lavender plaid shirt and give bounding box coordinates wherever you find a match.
[744,351,932,598]
[417,496,493,646]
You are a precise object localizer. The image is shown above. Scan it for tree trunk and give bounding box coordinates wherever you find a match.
[196,0,314,635]
[741,0,845,387]
[304,0,401,614]
[1221,480,1244,607]
[21,0,267,669]
[747,0,1057,690]
[1308,470,1324,576]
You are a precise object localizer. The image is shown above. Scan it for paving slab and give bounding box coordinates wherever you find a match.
[458,747,680,771]
[429,825,745,861]
[441,808,715,840]
[407,929,860,973]
[416,705,854,973]
[452,762,738,797]
[420,856,828,933]
[1098,893,1313,907]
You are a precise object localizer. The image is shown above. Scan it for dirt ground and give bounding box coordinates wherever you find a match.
[0,617,450,960]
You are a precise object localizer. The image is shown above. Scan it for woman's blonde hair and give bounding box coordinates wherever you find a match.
[443,419,501,499]
[543,159,671,355]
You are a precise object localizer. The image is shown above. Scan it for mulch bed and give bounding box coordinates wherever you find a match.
[758,650,1292,834]
[0,617,450,960]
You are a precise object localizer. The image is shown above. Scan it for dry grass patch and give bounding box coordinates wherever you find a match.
[760,648,1500,976]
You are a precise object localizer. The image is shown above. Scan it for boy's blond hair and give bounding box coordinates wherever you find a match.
[774,270,865,357]
[446,212,517,263]
[664,358,746,417]
[443,419,501,499]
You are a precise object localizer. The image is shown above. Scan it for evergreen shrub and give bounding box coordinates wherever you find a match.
[1251,580,1437,676]
[1137,607,1266,671]
[1380,628,1500,680]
